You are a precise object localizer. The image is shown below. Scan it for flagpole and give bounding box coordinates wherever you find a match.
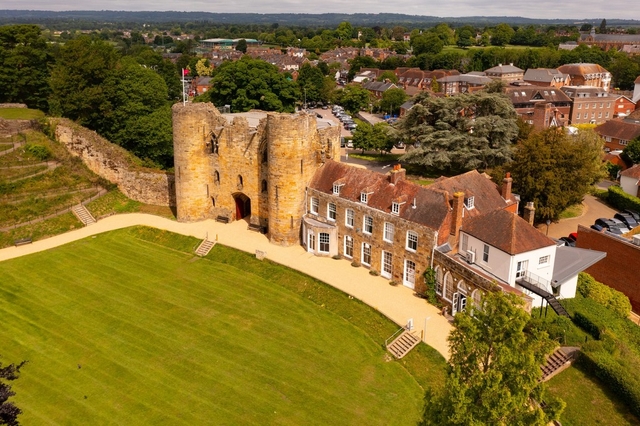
[182,68,187,106]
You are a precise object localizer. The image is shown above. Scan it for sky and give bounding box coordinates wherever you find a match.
[1,1,639,21]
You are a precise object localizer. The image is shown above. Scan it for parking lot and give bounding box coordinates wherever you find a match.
[542,194,619,239]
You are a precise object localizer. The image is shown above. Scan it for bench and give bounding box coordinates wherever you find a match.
[247,223,266,234]
[14,237,32,246]
[215,215,230,224]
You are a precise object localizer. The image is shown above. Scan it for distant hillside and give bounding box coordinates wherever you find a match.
[1,10,639,27]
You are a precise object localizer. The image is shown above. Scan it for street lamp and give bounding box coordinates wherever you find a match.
[546,219,551,236]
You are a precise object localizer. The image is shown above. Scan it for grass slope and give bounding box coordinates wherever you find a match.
[0,227,436,425]
[0,108,44,120]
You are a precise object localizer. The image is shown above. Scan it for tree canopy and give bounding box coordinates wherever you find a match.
[196,56,298,113]
[332,84,371,114]
[394,91,519,172]
[622,136,640,164]
[379,88,408,116]
[420,291,564,426]
[352,122,393,153]
[1,358,26,426]
[507,128,606,222]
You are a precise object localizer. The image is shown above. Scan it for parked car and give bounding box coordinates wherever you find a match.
[624,209,640,222]
[595,218,617,230]
[614,212,638,229]
[568,232,578,242]
[559,237,576,247]
[609,218,630,234]
[590,224,604,231]
[345,123,357,131]
[394,142,405,149]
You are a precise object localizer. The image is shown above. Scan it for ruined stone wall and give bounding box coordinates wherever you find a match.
[308,187,437,291]
[0,118,38,138]
[53,119,175,206]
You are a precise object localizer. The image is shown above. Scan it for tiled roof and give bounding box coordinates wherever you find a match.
[485,64,524,74]
[429,170,513,217]
[308,160,450,230]
[461,209,556,255]
[505,86,571,104]
[523,68,568,83]
[557,63,610,76]
[621,164,640,179]
[595,119,640,141]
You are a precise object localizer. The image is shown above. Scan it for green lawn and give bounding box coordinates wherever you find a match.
[0,108,44,120]
[546,365,640,426]
[0,227,442,425]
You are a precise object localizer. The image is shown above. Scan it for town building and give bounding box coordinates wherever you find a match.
[557,63,612,92]
[437,73,493,96]
[484,63,525,83]
[561,86,616,125]
[504,85,571,129]
[522,68,570,88]
[579,28,640,51]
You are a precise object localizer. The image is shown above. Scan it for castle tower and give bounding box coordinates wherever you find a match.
[172,103,218,222]
[266,113,323,246]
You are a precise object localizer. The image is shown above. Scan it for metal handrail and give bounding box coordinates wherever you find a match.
[519,270,552,293]
[385,326,407,348]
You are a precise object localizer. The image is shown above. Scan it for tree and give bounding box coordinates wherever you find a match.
[0,25,52,111]
[509,128,606,222]
[412,33,444,56]
[456,27,475,49]
[491,23,515,47]
[331,84,371,114]
[420,291,563,426]
[377,70,398,84]
[622,136,640,164]
[297,63,326,104]
[1,358,26,426]
[352,122,375,153]
[336,21,354,41]
[196,56,298,113]
[195,58,213,77]
[599,19,608,34]
[235,38,247,53]
[379,88,407,115]
[394,91,519,172]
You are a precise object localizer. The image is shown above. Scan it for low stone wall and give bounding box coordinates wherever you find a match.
[0,118,37,138]
[53,118,175,206]
[0,103,28,108]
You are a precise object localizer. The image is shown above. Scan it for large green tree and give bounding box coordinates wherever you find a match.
[394,91,519,172]
[1,358,26,426]
[379,88,408,116]
[622,136,640,164]
[412,33,444,56]
[332,84,371,114]
[297,63,327,105]
[196,57,298,113]
[509,128,606,222]
[48,36,120,129]
[420,291,563,426]
[0,25,52,111]
[491,23,516,47]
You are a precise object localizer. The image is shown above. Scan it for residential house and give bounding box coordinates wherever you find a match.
[504,85,571,129]
[595,115,640,152]
[396,68,459,96]
[557,63,612,92]
[561,86,616,125]
[613,95,637,118]
[522,68,570,88]
[362,81,398,99]
[633,76,640,104]
[437,73,492,95]
[484,63,524,83]
[352,68,383,83]
[193,76,213,96]
[578,225,640,313]
[620,164,640,197]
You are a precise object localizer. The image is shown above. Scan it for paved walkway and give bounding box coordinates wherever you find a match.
[0,213,452,359]
[541,195,618,239]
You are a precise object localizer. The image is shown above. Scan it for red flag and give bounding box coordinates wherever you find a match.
[182,68,189,76]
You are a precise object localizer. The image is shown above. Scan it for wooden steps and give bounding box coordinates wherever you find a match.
[71,204,96,226]
[541,346,580,382]
[386,330,420,359]
[195,239,215,257]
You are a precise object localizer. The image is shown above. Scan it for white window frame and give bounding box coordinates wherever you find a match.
[360,192,369,204]
[482,244,489,263]
[391,202,400,215]
[383,222,394,243]
[333,183,343,195]
[327,203,337,221]
[361,243,372,266]
[404,259,416,289]
[539,255,550,266]
[381,251,393,279]
[461,233,468,252]
[344,235,353,258]
[363,215,373,235]
[434,266,443,295]
[465,196,475,209]
[345,208,354,228]
[310,197,319,214]
[406,231,418,252]
[319,232,330,253]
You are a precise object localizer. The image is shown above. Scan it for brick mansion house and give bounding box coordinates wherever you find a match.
[172,103,604,315]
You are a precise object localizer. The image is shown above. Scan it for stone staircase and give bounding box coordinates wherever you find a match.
[386,330,420,359]
[541,346,580,382]
[72,204,96,226]
[195,239,216,257]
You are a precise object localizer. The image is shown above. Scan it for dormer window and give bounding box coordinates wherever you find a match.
[465,196,475,210]
[361,191,372,204]
[333,183,343,195]
[391,202,400,215]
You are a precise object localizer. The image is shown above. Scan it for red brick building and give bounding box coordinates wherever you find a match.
[504,85,571,129]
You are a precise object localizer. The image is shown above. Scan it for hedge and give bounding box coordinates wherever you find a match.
[607,185,640,213]
[577,272,631,319]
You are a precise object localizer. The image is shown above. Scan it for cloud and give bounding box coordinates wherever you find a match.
[1,0,638,19]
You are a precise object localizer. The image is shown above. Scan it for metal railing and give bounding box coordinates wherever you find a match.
[385,326,407,348]
[518,270,552,294]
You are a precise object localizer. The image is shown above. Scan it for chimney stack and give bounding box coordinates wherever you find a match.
[450,191,465,239]
[523,202,536,225]
[501,172,513,201]
[389,164,406,185]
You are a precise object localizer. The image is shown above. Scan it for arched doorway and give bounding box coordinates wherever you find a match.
[232,193,251,220]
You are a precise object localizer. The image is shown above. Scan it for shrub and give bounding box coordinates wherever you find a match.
[607,185,640,213]
[369,269,379,276]
[389,280,398,286]
[350,261,360,268]
[421,268,442,307]
[24,143,51,161]
[577,272,631,318]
